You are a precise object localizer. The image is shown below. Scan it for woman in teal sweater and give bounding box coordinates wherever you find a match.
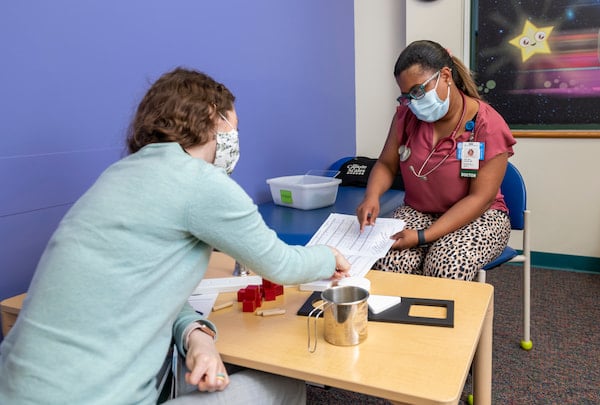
[0,68,350,404]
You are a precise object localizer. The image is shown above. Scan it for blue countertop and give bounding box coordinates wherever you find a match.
[258,186,405,245]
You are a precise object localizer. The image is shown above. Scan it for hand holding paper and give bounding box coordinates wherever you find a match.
[301,213,405,291]
[328,246,351,280]
[307,213,406,258]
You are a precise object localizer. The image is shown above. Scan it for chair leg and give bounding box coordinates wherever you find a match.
[520,260,532,350]
[520,210,532,351]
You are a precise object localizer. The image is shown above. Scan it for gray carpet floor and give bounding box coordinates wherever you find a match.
[306,266,600,404]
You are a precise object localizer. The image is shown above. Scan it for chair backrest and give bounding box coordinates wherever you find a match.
[328,156,354,172]
[501,162,527,231]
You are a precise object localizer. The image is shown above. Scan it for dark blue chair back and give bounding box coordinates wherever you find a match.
[501,162,527,230]
[328,156,354,172]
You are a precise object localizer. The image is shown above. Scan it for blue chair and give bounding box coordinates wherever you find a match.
[478,162,532,351]
[329,156,354,172]
[333,157,532,350]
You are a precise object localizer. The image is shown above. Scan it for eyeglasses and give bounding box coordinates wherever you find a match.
[396,70,440,106]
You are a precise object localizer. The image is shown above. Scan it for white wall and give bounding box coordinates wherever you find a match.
[354,0,405,158]
[354,0,600,259]
[405,0,469,62]
[509,138,600,257]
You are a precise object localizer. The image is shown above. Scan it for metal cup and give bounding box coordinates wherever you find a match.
[307,285,369,352]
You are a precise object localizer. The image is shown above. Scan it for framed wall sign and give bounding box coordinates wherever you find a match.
[471,0,600,137]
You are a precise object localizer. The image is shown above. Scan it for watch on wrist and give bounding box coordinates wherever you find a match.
[417,229,428,247]
[194,322,216,340]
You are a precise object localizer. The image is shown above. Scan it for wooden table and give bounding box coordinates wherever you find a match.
[206,254,493,405]
[0,293,26,338]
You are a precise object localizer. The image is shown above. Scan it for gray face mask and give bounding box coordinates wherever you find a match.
[213,113,240,175]
[408,74,450,122]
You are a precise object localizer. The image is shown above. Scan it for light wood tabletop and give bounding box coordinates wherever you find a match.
[205,252,493,405]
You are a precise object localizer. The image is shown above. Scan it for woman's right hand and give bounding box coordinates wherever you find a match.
[356,196,380,232]
[185,329,229,392]
[327,247,351,280]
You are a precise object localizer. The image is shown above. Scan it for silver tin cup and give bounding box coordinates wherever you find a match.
[308,285,369,352]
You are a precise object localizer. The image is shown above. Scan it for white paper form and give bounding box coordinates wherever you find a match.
[300,213,406,291]
[306,213,405,257]
[187,293,218,316]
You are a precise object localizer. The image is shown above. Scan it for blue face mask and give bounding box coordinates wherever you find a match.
[408,75,450,122]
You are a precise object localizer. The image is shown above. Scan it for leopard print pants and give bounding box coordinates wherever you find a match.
[373,206,511,281]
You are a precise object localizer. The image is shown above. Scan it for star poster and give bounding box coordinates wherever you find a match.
[472,0,600,128]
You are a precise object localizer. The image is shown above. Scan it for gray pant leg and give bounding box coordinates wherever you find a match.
[164,369,306,405]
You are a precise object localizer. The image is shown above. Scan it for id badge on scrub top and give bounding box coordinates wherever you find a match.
[457,142,485,178]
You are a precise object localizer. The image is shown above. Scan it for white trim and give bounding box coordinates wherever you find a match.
[463,0,471,67]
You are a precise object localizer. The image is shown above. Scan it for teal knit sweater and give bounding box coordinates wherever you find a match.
[0,143,335,404]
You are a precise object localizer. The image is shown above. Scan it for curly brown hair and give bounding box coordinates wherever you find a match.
[126,68,235,154]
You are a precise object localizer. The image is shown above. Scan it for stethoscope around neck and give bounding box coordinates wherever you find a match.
[398,93,473,181]
[402,135,457,181]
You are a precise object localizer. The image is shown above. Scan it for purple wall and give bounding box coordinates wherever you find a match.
[0,1,355,321]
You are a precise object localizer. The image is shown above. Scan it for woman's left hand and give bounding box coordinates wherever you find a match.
[185,329,229,392]
[389,229,419,250]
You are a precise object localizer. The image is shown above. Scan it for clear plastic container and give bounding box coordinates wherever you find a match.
[266,171,342,210]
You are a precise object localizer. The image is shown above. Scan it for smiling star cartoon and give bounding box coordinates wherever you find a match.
[509,20,554,62]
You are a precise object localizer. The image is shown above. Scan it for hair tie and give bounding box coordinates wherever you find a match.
[446,48,453,58]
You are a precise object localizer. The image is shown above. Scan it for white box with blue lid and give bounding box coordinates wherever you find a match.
[266,171,341,210]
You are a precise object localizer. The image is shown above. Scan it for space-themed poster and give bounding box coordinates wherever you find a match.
[471,0,600,130]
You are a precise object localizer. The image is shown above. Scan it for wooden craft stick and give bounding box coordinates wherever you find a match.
[212,301,234,312]
[255,308,286,317]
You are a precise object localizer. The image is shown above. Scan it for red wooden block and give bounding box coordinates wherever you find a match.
[242,300,257,312]
[237,288,246,302]
[274,284,284,296]
[246,285,259,297]
[263,288,277,301]
[255,294,262,308]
